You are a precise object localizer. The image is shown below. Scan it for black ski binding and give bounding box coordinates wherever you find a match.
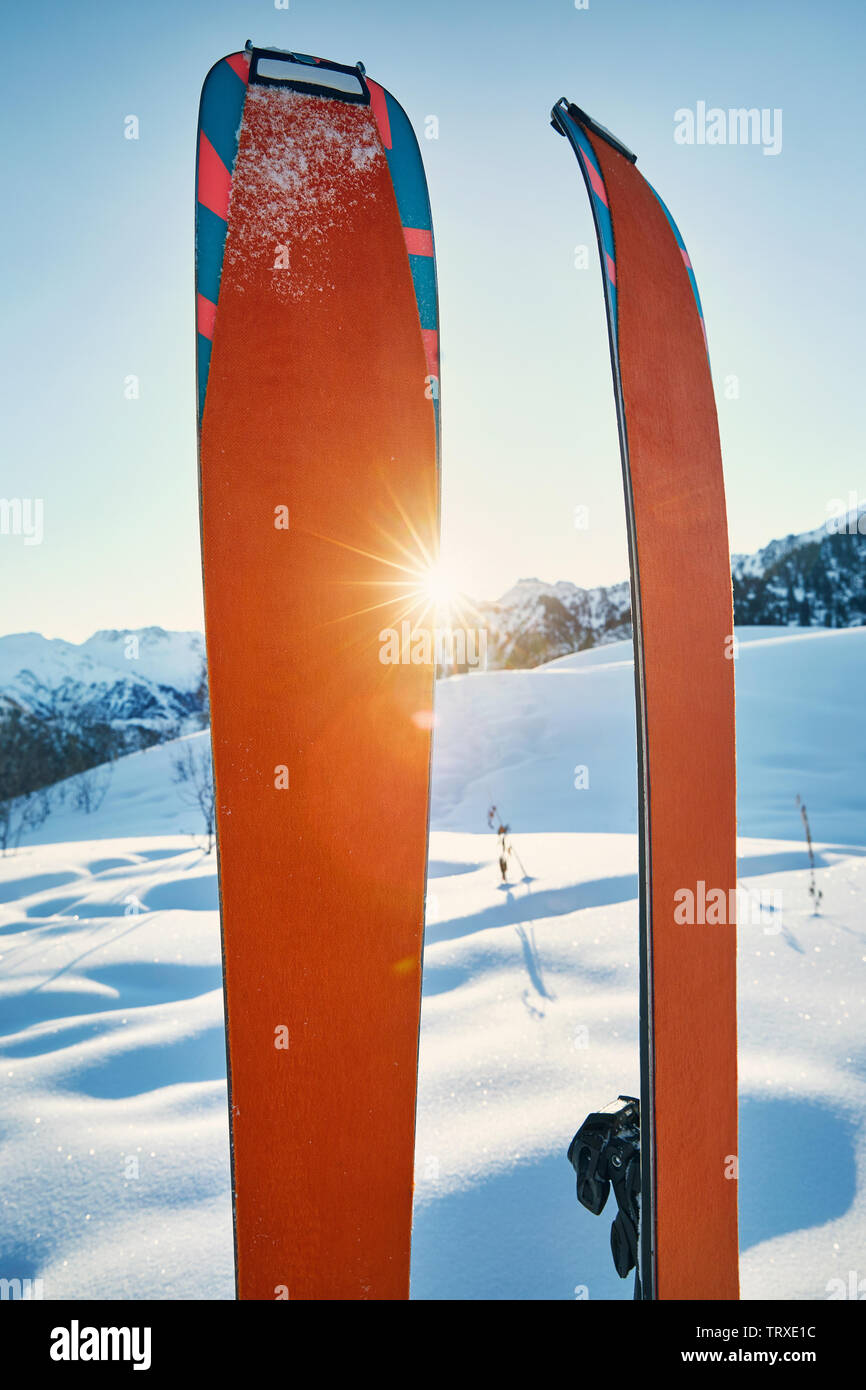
[567,1095,640,1282]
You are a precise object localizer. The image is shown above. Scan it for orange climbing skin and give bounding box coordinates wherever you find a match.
[199,88,437,1300]
[587,130,739,1300]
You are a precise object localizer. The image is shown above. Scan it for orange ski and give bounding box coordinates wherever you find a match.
[554,101,738,1300]
[196,46,439,1300]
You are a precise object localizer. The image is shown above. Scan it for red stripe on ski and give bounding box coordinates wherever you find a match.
[198,132,232,221]
[421,328,439,377]
[605,252,617,286]
[404,227,434,257]
[197,292,217,340]
[585,156,609,207]
[225,52,251,84]
[366,79,392,149]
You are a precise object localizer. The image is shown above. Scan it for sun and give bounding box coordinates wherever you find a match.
[305,483,481,645]
[419,561,460,616]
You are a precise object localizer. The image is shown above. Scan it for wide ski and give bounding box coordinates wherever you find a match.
[553,100,738,1300]
[195,44,439,1300]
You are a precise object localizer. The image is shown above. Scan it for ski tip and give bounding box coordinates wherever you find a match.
[550,97,569,136]
[551,98,638,165]
[246,46,370,104]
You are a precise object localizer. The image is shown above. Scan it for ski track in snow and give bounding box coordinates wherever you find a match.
[0,626,864,1300]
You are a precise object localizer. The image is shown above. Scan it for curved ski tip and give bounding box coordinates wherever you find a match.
[554,99,639,165]
[550,97,570,134]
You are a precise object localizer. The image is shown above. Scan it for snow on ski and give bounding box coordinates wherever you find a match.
[552,100,739,1301]
[196,45,439,1300]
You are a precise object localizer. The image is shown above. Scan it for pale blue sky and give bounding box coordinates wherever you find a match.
[2,0,864,640]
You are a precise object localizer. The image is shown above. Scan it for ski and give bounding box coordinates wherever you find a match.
[196,44,439,1300]
[552,100,739,1300]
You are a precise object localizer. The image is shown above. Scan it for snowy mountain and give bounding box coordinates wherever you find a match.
[0,628,208,808]
[0,507,863,773]
[477,510,866,669]
[732,512,866,628]
[475,578,631,669]
[0,628,206,737]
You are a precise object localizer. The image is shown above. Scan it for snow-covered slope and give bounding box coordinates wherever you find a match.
[8,733,213,846]
[0,625,864,1300]
[16,625,864,849]
[433,626,866,845]
[0,837,232,1299]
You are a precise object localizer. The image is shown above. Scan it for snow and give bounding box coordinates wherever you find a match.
[433,626,866,844]
[1,625,864,1299]
[14,733,213,847]
[0,838,232,1298]
[225,86,383,301]
[414,831,866,1301]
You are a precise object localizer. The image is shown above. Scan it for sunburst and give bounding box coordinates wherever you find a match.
[302,485,483,645]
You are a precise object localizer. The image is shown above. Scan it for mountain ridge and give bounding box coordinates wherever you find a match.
[1,513,863,748]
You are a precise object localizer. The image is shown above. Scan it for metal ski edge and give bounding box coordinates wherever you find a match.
[551,98,657,1300]
[192,56,242,1299]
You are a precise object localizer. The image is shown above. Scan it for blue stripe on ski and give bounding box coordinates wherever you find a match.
[646,184,709,362]
[408,254,437,332]
[381,91,433,233]
[378,86,440,449]
[199,59,247,172]
[563,116,619,350]
[197,334,212,421]
[196,204,229,308]
[196,56,248,423]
